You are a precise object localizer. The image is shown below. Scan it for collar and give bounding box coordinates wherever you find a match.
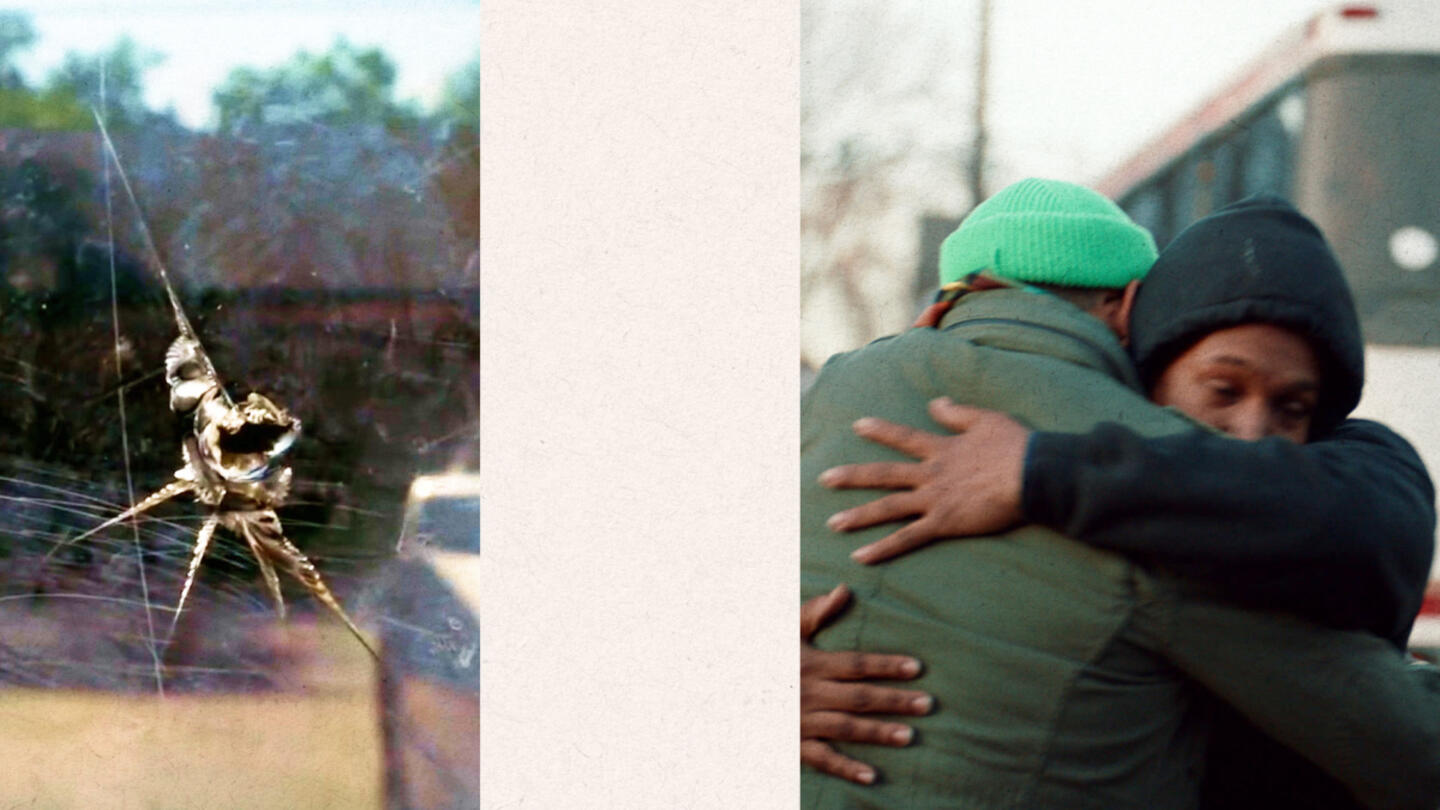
[932,288,1143,390]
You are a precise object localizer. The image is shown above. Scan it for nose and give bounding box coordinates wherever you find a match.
[1225,401,1272,441]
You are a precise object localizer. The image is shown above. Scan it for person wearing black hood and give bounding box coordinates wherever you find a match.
[804,195,1439,807]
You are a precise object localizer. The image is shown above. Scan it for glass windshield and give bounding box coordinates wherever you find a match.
[1295,54,1440,346]
[0,7,478,809]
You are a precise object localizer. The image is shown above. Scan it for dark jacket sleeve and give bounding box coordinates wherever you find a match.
[1022,418,1436,643]
[1135,572,1440,810]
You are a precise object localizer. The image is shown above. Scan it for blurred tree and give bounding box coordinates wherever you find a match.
[801,0,978,365]
[44,37,172,130]
[0,159,89,280]
[0,12,80,128]
[0,11,35,90]
[434,57,478,137]
[0,90,88,130]
[427,58,479,255]
[211,38,422,135]
[0,22,168,131]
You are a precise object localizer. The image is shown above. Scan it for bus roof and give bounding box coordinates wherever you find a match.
[1093,2,1440,198]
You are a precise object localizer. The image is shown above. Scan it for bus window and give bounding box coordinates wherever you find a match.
[1191,155,1217,220]
[1239,89,1303,198]
[1131,169,1178,247]
[1295,54,1440,346]
[1123,184,1166,247]
[1169,156,1201,238]
[1209,138,1242,209]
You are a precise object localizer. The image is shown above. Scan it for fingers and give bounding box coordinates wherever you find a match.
[802,646,923,682]
[801,584,852,641]
[926,396,993,432]
[801,676,934,715]
[849,417,943,458]
[850,519,941,565]
[826,491,925,533]
[802,710,915,747]
[801,740,878,785]
[819,461,924,491]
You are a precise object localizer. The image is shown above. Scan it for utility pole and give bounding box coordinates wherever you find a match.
[969,0,992,208]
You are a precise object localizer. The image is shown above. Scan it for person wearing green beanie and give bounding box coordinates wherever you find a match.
[908,178,1155,341]
[800,186,1440,808]
[803,176,1179,807]
[938,176,1157,288]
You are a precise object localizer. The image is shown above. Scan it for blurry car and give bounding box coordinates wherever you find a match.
[377,472,480,810]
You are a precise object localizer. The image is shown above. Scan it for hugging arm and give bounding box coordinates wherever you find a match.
[1148,581,1440,810]
[800,586,932,785]
[810,406,1436,790]
[824,404,1434,640]
[1024,418,1435,638]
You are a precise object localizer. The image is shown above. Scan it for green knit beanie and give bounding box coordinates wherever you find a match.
[939,178,1158,287]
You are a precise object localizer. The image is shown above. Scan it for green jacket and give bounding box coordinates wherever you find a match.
[800,289,1440,810]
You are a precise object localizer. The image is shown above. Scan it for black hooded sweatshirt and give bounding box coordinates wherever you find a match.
[1019,196,1436,809]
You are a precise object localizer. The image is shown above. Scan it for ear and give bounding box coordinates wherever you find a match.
[1113,279,1141,346]
[1091,280,1141,345]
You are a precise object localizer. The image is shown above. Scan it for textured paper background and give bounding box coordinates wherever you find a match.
[481,2,1440,806]
[479,2,800,806]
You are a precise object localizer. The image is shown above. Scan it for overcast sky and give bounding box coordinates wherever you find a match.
[981,0,1338,183]
[810,0,1347,186]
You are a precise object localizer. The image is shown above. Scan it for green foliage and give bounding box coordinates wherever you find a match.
[428,58,479,247]
[0,12,86,130]
[0,11,472,137]
[435,57,479,134]
[0,11,35,89]
[0,23,166,131]
[212,38,423,134]
[0,86,89,130]
[45,37,168,130]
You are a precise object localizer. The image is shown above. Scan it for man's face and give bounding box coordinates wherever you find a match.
[1151,323,1321,443]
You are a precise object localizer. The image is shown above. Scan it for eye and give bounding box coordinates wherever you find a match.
[1277,398,1316,421]
[1206,381,1241,403]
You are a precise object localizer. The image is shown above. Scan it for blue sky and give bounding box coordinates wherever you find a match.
[7,0,479,130]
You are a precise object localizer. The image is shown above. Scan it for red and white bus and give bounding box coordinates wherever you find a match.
[1093,1,1440,649]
